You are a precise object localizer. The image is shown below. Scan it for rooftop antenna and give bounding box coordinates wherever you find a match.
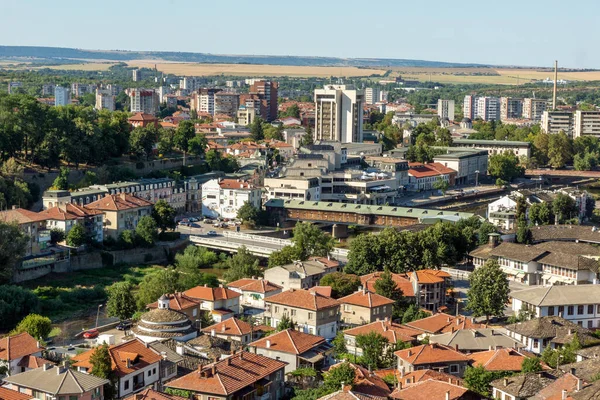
[552,60,558,110]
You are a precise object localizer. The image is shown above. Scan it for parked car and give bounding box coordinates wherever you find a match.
[178,221,190,226]
[190,223,201,228]
[189,217,199,222]
[227,221,237,227]
[83,329,99,339]
[116,321,132,331]
[207,231,218,236]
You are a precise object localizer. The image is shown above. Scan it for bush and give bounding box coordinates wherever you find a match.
[158,231,181,241]
[0,285,41,330]
[119,230,137,249]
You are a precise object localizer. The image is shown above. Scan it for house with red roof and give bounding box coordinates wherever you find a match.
[165,351,287,400]
[249,329,333,375]
[264,289,340,339]
[343,319,421,357]
[469,348,543,373]
[146,292,201,322]
[328,362,391,400]
[0,208,50,256]
[338,288,395,326]
[201,178,261,219]
[72,338,167,398]
[390,378,477,400]
[407,162,457,191]
[38,203,104,243]
[227,278,282,315]
[201,318,262,344]
[123,388,186,400]
[128,112,158,128]
[404,313,485,339]
[0,333,46,376]
[184,284,241,322]
[395,343,471,377]
[0,387,34,400]
[85,193,153,239]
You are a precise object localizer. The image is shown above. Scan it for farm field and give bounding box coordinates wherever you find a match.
[36,62,117,71]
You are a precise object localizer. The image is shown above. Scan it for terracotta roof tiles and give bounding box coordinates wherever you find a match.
[250,329,325,355]
[0,387,34,400]
[0,333,43,361]
[344,320,421,344]
[201,318,253,337]
[227,279,282,294]
[265,288,339,311]
[394,343,470,366]
[390,379,470,400]
[85,194,153,212]
[123,388,187,400]
[405,313,484,334]
[184,285,241,301]
[147,293,199,311]
[338,290,395,309]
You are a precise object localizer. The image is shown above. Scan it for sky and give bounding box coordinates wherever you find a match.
[2,0,600,68]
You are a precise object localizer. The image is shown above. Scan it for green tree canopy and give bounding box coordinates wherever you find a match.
[488,151,524,182]
[12,313,52,340]
[0,221,28,283]
[355,332,390,369]
[175,245,220,289]
[236,202,259,226]
[89,343,117,400]
[152,200,176,233]
[548,131,573,168]
[135,268,182,310]
[323,362,356,391]
[552,193,578,223]
[106,282,136,321]
[466,259,509,323]
[222,246,261,283]
[174,120,196,153]
[51,167,70,190]
[66,223,87,247]
[521,357,543,373]
[135,215,158,247]
[291,222,335,260]
[319,272,361,298]
[268,245,302,268]
[276,315,296,331]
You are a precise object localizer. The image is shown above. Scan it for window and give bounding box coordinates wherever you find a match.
[153,368,156,375]
[578,305,584,315]
[274,306,279,313]
[559,306,564,315]
[588,321,593,328]
[568,306,574,316]
[308,313,313,320]
[124,381,130,391]
[533,339,539,349]
[69,396,77,400]
[548,306,555,316]
[291,309,296,316]
[147,370,151,377]
[449,365,459,373]
[588,305,594,315]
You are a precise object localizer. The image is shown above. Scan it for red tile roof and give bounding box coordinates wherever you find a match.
[266,288,340,311]
[309,286,333,298]
[390,379,469,400]
[344,320,421,344]
[147,293,199,311]
[0,333,43,361]
[360,272,415,297]
[408,162,456,179]
[124,388,186,400]
[329,363,390,399]
[536,373,579,400]
[0,208,48,224]
[166,351,287,396]
[374,368,462,388]
[202,318,253,337]
[405,313,484,334]
[470,348,540,372]
[85,194,153,212]
[227,279,282,294]
[184,285,241,301]
[250,329,325,355]
[38,203,102,221]
[128,112,158,122]
[338,290,395,309]
[72,338,162,377]
[17,355,54,369]
[218,179,254,190]
[0,387,34,400]
[394,343,470,366]
[412,270,446,284]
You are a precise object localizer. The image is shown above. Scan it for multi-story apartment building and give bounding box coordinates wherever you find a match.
[314,85,364,143]
[105,83,122,96]
[54,86,71,106]
[320,170,399,205]
[227,278,283,315]
[179,76,205,91]
[338,289,394,326]
[201,178,261,219]
[452,139,531,158]
[365,88,380,105]
[132,69,140,81]
[264,288,340,339]
[70,83,96,97]
[7,81,22,94]
[264,176,321,202]
[523,98,547,121]
[214,92,240,117]
[433,148,488,185]
[191,88,221,115]
[574,110,600,139]
[437,99,455,121]
[500,97,524,120]
[129,89,159,115]
[85,193,153,239]
[476,96,500,121]
[236,104,258,126]
[39,203,104,243]
[249,80,278,121]
[42,84,55,96]
[463,95,477,119]
[95,88,115,111]
[511,285,600,329]
[541,110,574,135]
[0,208,51,257]
[264,259,339,291]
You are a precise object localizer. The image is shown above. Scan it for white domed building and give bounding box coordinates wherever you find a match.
[133,295,198,344]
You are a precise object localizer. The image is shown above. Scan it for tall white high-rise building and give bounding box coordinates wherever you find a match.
[574,110,600,139]
[541,110,574,135]
[463,95,477,120]
[364,88,380,105]
[129,89,159,115]
[476,97,500,121]
[191,89,221,115]
[314,85,364,143]
[523,98,547,121]
[437,99,455,121]
[95,89,115,111]
[54,86,71,107]
[132,69,140,82]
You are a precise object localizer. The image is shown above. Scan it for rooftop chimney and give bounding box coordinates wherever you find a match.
[504,378,508,387]
[445,390,450,400]
[43,363,51,371]
[562,389,567,400]
[266,340,271,349]
[221,325,226,333]
[211,329,216,337]
[407,350,412,357]
[489,233,499,248]
[126,359,131,369]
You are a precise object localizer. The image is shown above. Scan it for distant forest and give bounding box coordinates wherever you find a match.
[0,45,488,68]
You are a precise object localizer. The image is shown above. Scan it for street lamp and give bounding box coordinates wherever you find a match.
[95,304,103,328]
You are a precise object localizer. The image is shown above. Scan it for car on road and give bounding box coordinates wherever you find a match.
[83,329,99,339]
[178,221,190,226]
[189,217,199,222]
[207,231,218,236]
[116,321,132,330]
[190,223,201,228]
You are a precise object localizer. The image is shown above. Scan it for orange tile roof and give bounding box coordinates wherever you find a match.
[38,203,102,221]
[147,293,199,311]
[344,320,421,344]
[17,355,54,369]
[338,290,395,308]
[405,313,484,334]
[72,338,162,377]
[469,348,542,372]
[408,162,456,179]
[0,387,34,400]
[309,286,333,297]
[375,368,462,387]
[536,373,579,400]
[85,194,153,212]
[412,270,446,284]
[0,208,48,224]
[218,179,254,190]
[184,285,241,301]
[0,333,43,361]
[313,257,341,269]
[394,343,470,366]
[390,379,469,400]
[202,318,253,337]
[128,112,158,122]
[250,329,325,355]
[166,351,287,396]
[124,388,186,400]
[329,363,390,399]
[266,288,340,311]
[360,272,415,297]
[227,279,282,294]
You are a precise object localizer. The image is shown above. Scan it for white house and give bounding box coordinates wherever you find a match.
[487,195,517,230]
[201,178,262,219]
[227,278,283,316]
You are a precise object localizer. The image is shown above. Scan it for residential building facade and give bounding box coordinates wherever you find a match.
[574,110,600,139]
[542,110,574,135]
[437,99,455,121]
[95,88,115,111]
[264,259,339,291]
[54,86,71,106]
[129,89,159,115]
[338,289,394,326]
[84,193,153,239]
[314,85,364,143]
[201,178,261,219]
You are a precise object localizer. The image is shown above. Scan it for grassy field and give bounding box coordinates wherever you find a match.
[123,61,387,77]
[35,62,117,71]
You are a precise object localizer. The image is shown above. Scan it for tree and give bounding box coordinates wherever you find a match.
[574,152,598,171]
[175,246,220,289]
[282,104,300,118]
[222,246,261,283]
[300,126,314,146]
[529,202,552,225]
[319,272,361,298]
[119,230,137,249]
[332,331,347,355]
[187,134,207,156]
[152,200,176,233]
[521,357,543,373]
[291,222,335,260]
[135,268,182,310]
[323,362,355,391]
[433,177,449,195]
[466,260,509,323]
[401,304,430,324]
[135,215,158,247]
[129,126,157,160]
[268,245,302,267]
[50,228,65,244]
[106,282,136,321]
[276,315,296,331]
[355,332,389,369]
[552,194,578,223]
[374,268,404,317]
[477,221,499,245]
[0,221,28,283]
[533,132,550,166]
[51,167,70,190]
[250,117,265,141]
[548,131,573,168]
[12,314,52,340]
[174,120,196,154]
[516,223,532,244]
[463,365,507,398]
[0,285,40,330]
[515,196,528,223]
[89,343,117,400]
[237,202,259,226]
[488,151,524,182]
[66,223,87,247]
